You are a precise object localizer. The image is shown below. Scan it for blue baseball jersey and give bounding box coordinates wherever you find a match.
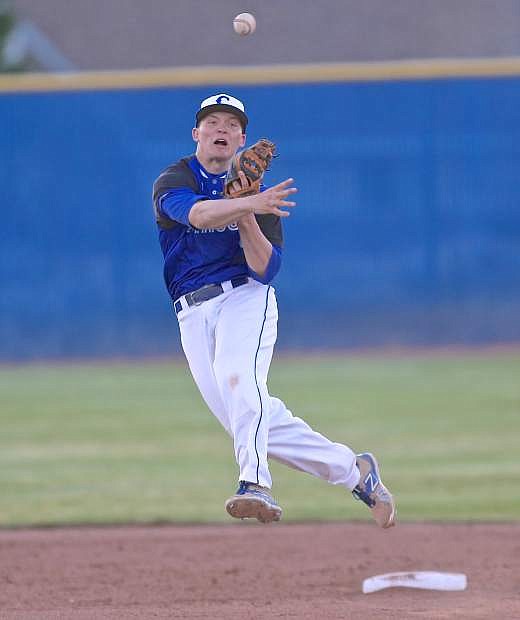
[152,155,283,301]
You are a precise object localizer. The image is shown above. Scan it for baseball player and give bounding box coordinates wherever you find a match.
[152,93,396,528]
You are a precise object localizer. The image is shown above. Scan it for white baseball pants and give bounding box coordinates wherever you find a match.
[176,278,360,491]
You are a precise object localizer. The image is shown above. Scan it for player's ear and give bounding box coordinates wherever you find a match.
[192,127,199,142]
[239,133,246,147]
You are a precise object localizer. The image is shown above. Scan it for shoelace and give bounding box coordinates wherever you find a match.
[237,481,249,494]
[236,481,279,507]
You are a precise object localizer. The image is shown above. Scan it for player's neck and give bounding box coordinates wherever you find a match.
[196,153,230,175]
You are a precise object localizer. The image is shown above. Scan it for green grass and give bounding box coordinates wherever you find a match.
[1,353,519,526]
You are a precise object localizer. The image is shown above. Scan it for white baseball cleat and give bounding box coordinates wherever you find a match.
[352,452,396,528]
[225,481,282,524]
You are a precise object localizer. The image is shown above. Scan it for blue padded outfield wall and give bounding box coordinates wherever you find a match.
[1,73,520,358]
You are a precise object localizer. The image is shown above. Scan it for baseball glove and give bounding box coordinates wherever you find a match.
[224,138,276,198]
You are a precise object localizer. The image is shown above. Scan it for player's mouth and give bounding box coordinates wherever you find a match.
[214,138,228,146]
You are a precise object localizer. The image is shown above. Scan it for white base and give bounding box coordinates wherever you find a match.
[362,571,467,594]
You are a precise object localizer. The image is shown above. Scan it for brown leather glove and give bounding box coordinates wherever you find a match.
[224,138,276,198]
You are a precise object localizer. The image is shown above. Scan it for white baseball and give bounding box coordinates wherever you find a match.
[233,12,256,36]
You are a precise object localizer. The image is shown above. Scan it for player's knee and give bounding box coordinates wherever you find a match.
[214,359,255,394]
[215,364,243,391]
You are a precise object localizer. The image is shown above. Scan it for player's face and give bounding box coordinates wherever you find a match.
[193,112,246,163]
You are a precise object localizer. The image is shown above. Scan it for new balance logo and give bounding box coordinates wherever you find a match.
[364,472,379,493]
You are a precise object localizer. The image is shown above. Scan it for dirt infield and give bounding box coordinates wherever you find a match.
[1,522,518,619]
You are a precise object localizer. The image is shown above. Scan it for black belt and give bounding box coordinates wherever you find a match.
[174,276,249,314]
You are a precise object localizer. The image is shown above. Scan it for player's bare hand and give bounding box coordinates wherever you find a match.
[249,178,297,217]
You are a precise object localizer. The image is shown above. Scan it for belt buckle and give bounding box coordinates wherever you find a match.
[189,291,204,306]
[191,284,217,306]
